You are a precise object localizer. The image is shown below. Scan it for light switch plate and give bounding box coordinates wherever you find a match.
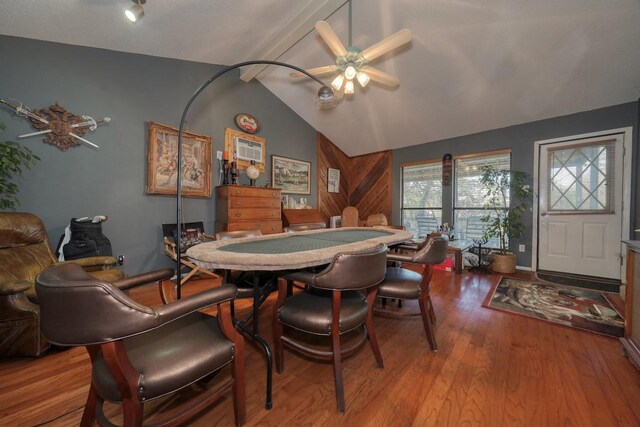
[216,151,223,160]
[518,244,525,252]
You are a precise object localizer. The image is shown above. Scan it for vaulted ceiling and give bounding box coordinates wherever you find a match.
[1,0,639,156]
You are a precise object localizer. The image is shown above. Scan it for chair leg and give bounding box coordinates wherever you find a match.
[273,318,284,374]
[122,398,143,427]
[331,291,345,413]
[331,329,346,413]
[231,348,246,426]
[419,294,438,351]
[365,315,384,369]
[79,383,99,427]
[427,295,437,324]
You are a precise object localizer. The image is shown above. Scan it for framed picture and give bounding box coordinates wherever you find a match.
[146,121,212,198]
[224,128,266,172]
[271,155,311,195]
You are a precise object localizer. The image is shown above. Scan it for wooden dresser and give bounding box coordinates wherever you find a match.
[215,185,282,235]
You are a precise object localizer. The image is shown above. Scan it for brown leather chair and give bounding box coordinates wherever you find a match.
[283,222,327,232]
[215,230,273,317]
[366,213,388,227]
[272,244,387,413]
[0,212,124,357]
[341,206,359,227]
[375,235,448,351]
[36,263,245,427]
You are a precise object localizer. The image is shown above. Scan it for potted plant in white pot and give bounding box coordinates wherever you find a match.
[479,165,531,274]
[0,120,39,210]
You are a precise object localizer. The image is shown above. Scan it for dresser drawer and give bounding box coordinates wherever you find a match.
[226,221,282,235]
[225,186,281,198]
[228,196,280,209]
[229,208,280,220]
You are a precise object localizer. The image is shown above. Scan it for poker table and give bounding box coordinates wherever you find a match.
[187,227,413,271]
[186,227,412,410]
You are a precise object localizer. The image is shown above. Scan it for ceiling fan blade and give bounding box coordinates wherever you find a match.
[362,67,400,87]
[361,29,412,62]
[289,65,338,78]
[315,21,348,57]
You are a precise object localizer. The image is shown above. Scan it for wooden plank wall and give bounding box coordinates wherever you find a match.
[349,151,392,224]
[317,132,392,225]
[317,132,350,221]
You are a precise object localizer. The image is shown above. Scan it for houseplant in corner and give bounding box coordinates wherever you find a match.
[479,165,531,273]
[0,120,39,210]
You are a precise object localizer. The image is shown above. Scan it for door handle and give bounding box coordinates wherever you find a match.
[540,212,547,217]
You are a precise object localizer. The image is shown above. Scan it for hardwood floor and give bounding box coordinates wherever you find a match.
[2,271,640,426]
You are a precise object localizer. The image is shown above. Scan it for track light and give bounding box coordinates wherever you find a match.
[125,0,146,22]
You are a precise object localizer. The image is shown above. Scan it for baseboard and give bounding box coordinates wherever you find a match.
[515,265,532,271]
[621,338,640,371]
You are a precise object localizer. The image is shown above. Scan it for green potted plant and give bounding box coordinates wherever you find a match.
[0,120,39,210]
[479,165,531,273]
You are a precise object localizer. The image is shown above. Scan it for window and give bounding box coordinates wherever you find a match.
[454,151,511,245]
[401,161,442,237]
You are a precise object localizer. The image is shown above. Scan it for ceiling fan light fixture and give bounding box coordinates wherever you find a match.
[344,65,357,80]
[344,80,355,95]
[125,1,145,22]
[356,71,370,87]
[331,74,345,91]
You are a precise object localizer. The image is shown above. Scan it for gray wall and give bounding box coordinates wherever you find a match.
[392,102,639,267]
[0,36,318,275]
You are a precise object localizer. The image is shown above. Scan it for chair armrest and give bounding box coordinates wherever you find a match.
[387,252,415,263]
[112,268,175,291]
[394,242,420,251]
[156,284,238,323]
[0,280,32,296]
[281,270,316,286]
[63,256,118,268]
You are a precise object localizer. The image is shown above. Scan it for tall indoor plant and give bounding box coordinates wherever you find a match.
[0,121,39,210]
[479,165,531,273]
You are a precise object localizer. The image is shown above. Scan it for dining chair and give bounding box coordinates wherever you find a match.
[283,222,327,232]
[272,244,387,413]
[215,230,275,321]
[36,263,245,427]
[365,213,388,227]
[341,206,359,227]
[375,235,448,350]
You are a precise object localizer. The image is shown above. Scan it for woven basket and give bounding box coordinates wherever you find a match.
[491,252,516,274]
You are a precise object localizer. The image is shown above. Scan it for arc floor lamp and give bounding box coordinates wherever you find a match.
[174,60,336,410]
[175,60,336,293]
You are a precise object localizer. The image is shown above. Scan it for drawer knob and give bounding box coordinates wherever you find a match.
[272,226,276,230]
[272,212,276,216]
[236,201,240,206]
[235,213,241,217]
[272,192,276,196]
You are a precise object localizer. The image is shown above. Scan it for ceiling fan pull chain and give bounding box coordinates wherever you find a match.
[348,0,352,47]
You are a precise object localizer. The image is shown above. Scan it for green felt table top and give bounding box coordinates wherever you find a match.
[219,229,393,254]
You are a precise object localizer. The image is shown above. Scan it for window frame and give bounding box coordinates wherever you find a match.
[400,158,443,237]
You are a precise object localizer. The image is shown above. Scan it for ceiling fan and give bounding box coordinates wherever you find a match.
[290,0,411,96]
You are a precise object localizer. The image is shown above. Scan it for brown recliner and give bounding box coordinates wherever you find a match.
[273,244,387,413]
[375,235,449,351]
[36,263,245,427]
[0,212,125,357]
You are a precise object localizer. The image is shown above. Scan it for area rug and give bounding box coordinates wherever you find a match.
[483,277,625,338]
[536,270,621,293]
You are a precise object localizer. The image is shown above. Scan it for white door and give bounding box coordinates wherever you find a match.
[538,134,624,279]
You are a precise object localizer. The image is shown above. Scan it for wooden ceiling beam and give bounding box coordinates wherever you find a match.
[239,0,348,82]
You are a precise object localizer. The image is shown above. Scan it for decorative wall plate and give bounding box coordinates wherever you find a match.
[234,113,260,134]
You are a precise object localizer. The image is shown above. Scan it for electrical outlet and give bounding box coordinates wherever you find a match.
[216,151,223,160]
[518,244,525,253]
[117,255,125,265]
